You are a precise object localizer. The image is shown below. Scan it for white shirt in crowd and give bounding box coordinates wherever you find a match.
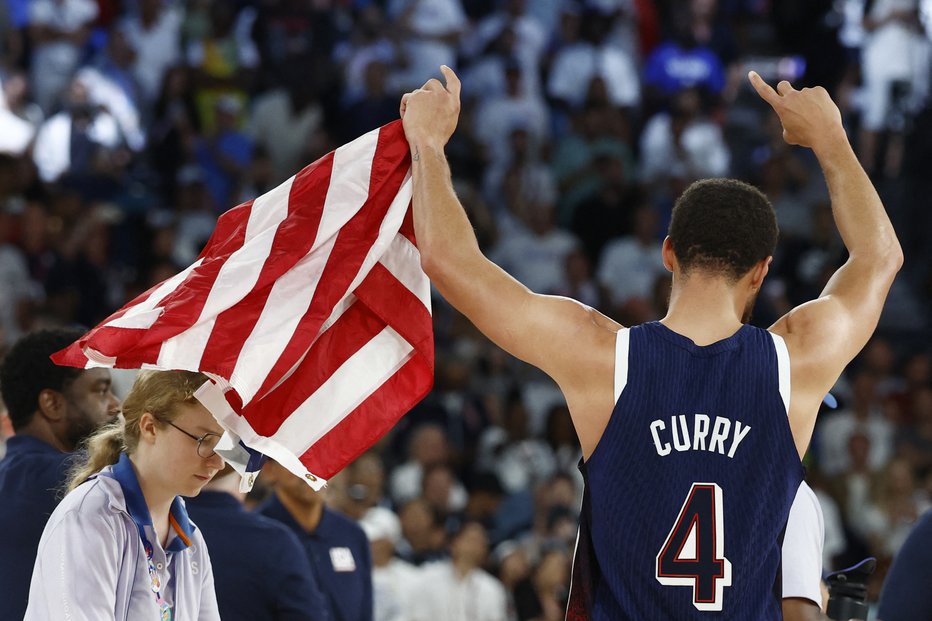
[640,113,731,183]
[817,407,894,477]
[490,227,579,294]
[597,236,666,308]
[119,4,183,103]
[28,0,99,112]
[387,0,467,90]
[32,110,122,183]
[373,558,421,621]
[547,42,640,109]
[409,561,508,621]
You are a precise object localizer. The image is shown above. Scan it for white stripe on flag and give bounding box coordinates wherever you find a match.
[106,260,203,329]
[380,233,431,310]
[158,176,297,369]
[194,380,328,490]
[311,128,379,246]
[228,234,337,403]
[226,130,380,403]
[273,325,414,455]
[334,172,413,300]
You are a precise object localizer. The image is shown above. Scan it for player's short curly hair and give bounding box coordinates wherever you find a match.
[669,178,778,282]
[0,328,85,430]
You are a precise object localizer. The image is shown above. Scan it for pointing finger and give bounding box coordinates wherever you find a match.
[440,65,461,99]
[422,78,444,92]
[747,71,780,107]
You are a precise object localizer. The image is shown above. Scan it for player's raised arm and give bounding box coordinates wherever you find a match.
[400,66,619,456]
[749,72,903,454]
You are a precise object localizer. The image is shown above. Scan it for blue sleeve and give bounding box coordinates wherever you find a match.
[274,528,332,621]
[877,512,932,621]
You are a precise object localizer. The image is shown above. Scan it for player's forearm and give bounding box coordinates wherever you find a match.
[408,141,483,285]
[814,135,903,269]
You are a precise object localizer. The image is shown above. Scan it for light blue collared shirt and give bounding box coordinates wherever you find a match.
[24,453,220,621]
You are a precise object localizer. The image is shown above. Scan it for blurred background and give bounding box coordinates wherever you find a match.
[0,0,931,617]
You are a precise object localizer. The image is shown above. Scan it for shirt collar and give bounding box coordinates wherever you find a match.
[3,434,64,456]
[261,494,331,538]
[110,453,197,552]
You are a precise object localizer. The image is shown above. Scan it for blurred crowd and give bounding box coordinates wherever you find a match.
[1,0,932,617]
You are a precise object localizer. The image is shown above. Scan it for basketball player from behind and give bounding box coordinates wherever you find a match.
[400,67,901,618]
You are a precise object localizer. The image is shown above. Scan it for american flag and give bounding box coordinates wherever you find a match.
[53,121,434,489]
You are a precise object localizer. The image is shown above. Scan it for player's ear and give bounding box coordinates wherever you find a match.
[661,237,677,273]
[750,257,771,289]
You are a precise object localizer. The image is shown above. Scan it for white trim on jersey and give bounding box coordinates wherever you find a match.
[614,328,630,403]
[769,332,792,414]
[781,481,824,606]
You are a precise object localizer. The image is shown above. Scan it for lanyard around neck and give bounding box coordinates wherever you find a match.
[141,527,173,621]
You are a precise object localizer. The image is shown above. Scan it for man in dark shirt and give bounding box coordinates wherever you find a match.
[877,510,932,621]
[259,460,374,621]
[0,328,120,620]
[185,466,331,621]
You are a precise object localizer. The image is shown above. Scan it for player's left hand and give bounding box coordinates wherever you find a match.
[748,71,846,154]
[400,65,461,148]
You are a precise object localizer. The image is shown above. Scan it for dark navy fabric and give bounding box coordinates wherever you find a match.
[186,491,330,621]
[877,510,932,621]
[582,322,803,619]
[0,436,75,621]
[259,496,373,621]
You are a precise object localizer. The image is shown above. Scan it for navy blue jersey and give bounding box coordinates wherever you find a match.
[569,322,803,620]
[0,436,75,621]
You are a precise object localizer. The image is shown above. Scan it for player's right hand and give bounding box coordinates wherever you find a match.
[747,71,846,153]
[400,65,461,149]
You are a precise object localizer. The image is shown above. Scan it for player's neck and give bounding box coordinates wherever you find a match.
[662,276,746,345]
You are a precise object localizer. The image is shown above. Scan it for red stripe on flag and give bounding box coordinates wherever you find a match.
[354,263,432,356]
[249,123,412,403]
[299,353,433,479]
[198,153,335,378]
[240,298,386,436]
[53,200,256,368]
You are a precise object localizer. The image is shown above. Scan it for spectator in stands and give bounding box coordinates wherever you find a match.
[119,0,183,107]
[32,78,122,183]
[410,521,508,621]
[360,506,419,621]
[259,459,374,621]
[26,0,98,113]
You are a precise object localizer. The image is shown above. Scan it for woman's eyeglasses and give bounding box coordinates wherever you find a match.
[164,420,222,458]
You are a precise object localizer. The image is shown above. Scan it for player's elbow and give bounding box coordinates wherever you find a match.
[875,241,904,280]
[853,238,904,281]
[886,242,905,274]
[419,249,447,283]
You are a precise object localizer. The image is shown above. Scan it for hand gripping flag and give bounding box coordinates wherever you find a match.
[53,121,433,490]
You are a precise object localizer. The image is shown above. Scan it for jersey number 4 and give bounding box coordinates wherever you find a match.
[655,482,733,611]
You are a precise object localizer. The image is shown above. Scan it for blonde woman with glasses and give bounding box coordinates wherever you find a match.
[24,370,225,621]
